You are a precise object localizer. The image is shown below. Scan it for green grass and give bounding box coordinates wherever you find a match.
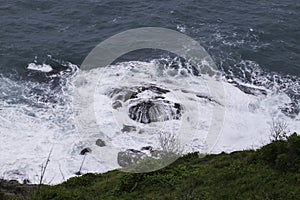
[3,133,300,200]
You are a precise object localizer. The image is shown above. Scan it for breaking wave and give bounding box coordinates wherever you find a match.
[0,57,299,184]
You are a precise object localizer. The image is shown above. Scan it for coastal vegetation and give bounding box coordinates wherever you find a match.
[1,132,300,200]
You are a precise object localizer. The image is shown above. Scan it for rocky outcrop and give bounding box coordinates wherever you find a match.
[117,146,172,168]
[108,84,182,125]
[128,101,182,124]
[117,149,147,167]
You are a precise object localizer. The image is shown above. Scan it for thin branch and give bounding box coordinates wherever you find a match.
[75,154,86,176]
[37,147,53,193]
[269,119,289,141]
[58,163,65,182]
[159,132,182,154]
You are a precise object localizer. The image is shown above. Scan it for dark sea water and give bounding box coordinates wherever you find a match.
[1,0,299,76]
[0,0,300,183]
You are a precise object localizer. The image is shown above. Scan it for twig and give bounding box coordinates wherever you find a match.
[58,163,65,182]
[37,147,53,193]
[47,175,56,185]
[270,119,289,141]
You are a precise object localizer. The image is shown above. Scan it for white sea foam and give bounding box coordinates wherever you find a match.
[27,63,53,73]
[0,60,299,184]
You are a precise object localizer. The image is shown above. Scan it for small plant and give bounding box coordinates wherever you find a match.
[159,132,182,154]
[269,119,289,141]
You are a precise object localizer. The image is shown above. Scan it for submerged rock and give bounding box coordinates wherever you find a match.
[112,100,122,109]
[227,80,267,96]
[96,139,106,147]
[235,84,267,96]
[280,102,300,118]
[121,125,137,133]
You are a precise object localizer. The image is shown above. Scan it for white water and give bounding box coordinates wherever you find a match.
[0,59,299,184]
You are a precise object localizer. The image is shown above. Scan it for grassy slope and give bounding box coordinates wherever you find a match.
[2,133,300,200]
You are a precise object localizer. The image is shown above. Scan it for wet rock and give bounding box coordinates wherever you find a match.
[137,85,170,94]
[112,101,122,109]
[154,96,165,100]
[196,94,221,105]
[280,102,300,118]
[235,84,267,96]
[129,101,182,124]
[80,147,91,155]
[248,102,259,112]
[141,146,153,151]
[23,179,30,184]
[107,85,170,102]
[129,101,154,124]
[108,88,137,102]
[96,139,106,147]
[117,149,148,167]
[227,80,267,96]
[121,125,137,132]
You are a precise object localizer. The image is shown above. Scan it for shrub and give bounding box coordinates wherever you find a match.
[0,192,4,200]
[259,133,300,172]
[259,140,287,165]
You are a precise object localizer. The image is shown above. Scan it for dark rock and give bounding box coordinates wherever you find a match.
[196,94,223,105]
[154,96,165,100]
[96,139,106,147]
[235,84,267,96]
[141,146,153,151]
[23,179,30,184]
[129,101,154,124]
[227,80,267,96]
[80,148,91,155]
[117,149,147,167]
[127,149,141,153]
[121,125,137,132]
[75,171,82,176]
[112,101,122,109]
[107,85,170,103]
[137,85,170,94]
[128,101,182,124]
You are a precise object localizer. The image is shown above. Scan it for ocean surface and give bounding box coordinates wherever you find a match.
[0,0,299,184]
